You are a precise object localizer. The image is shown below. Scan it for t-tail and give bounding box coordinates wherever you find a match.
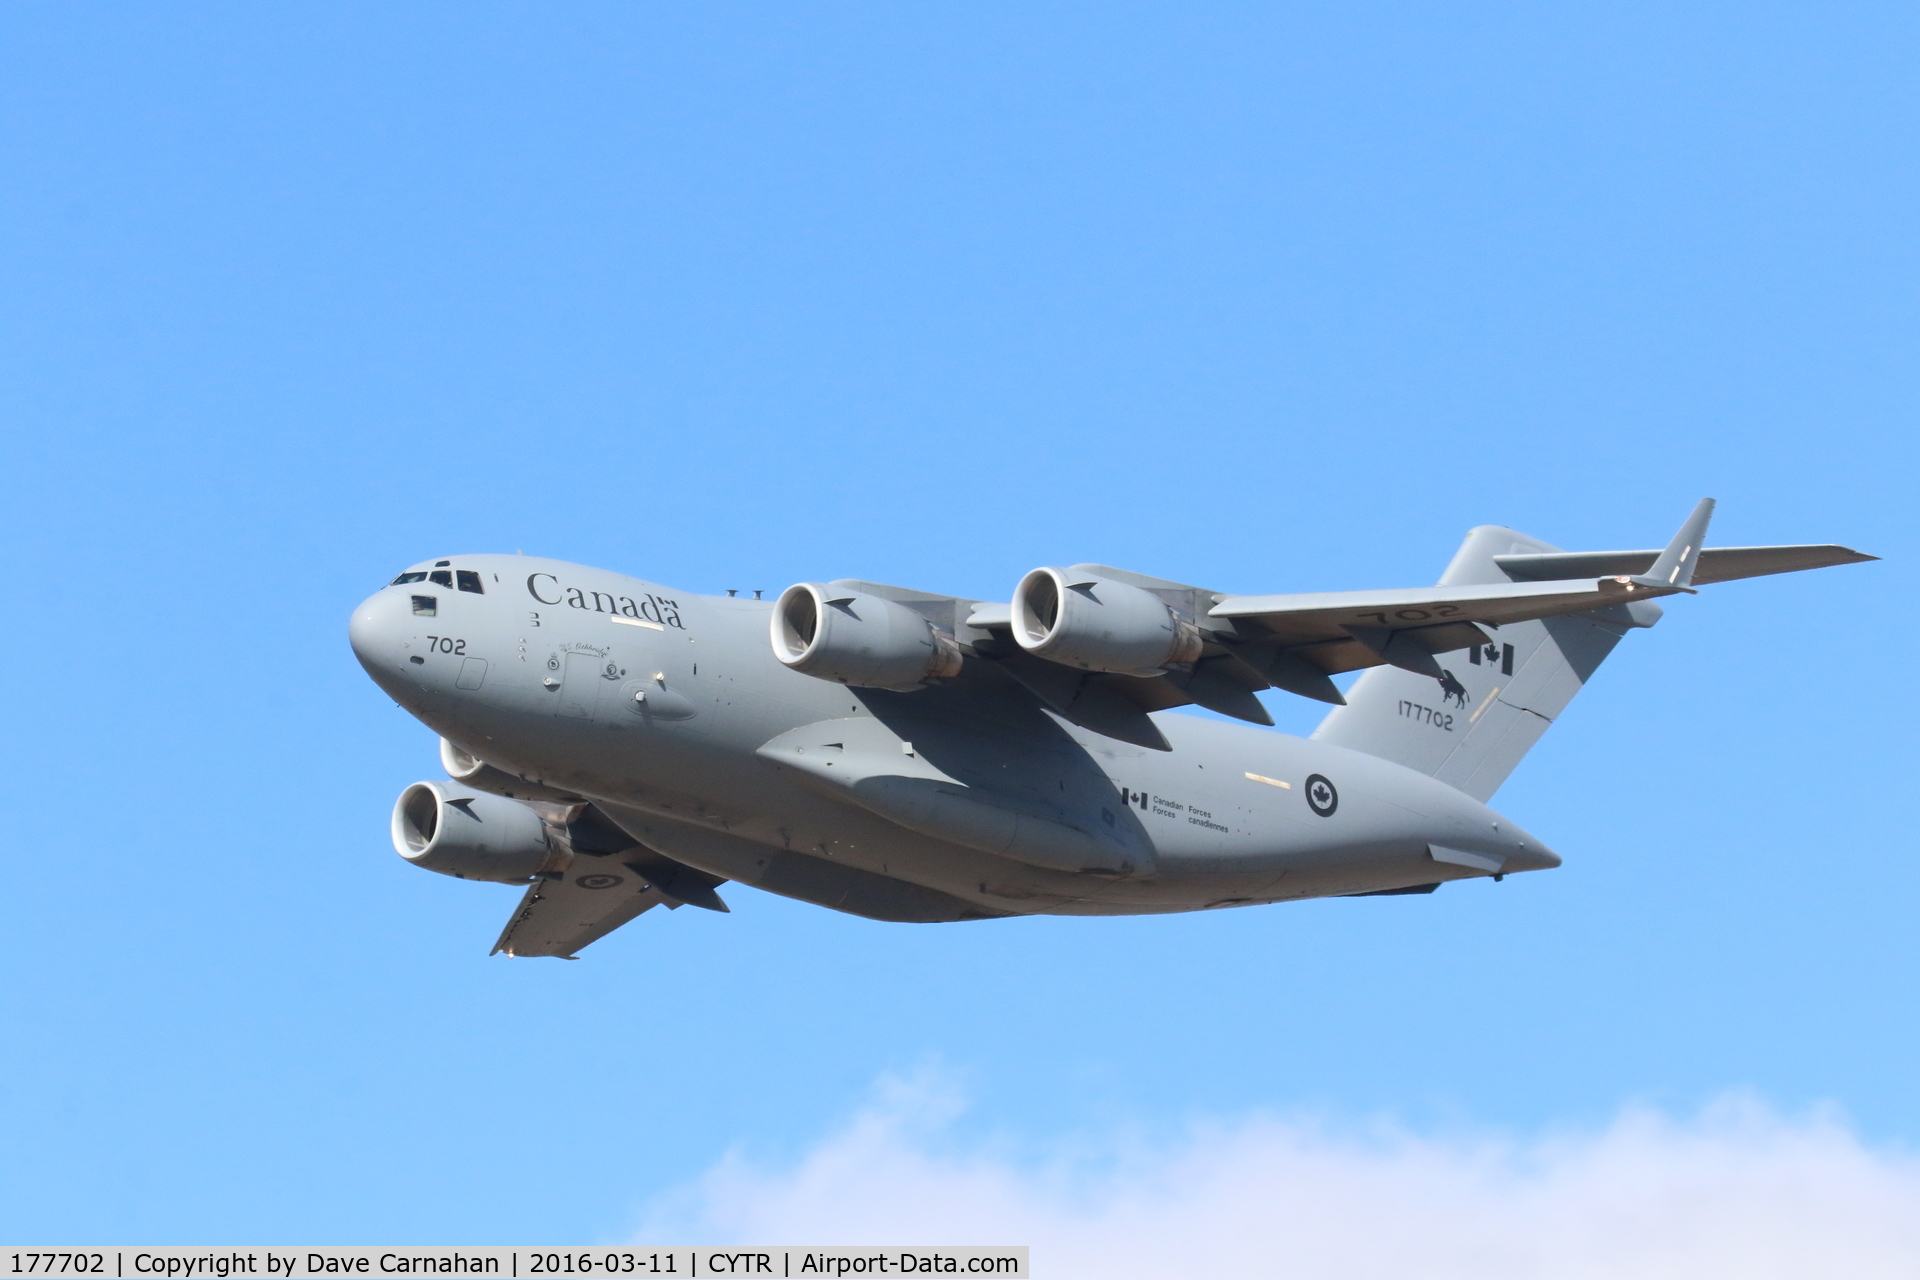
[1311,501,1873,801]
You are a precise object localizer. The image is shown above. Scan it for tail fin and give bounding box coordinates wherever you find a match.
[1312,526,1642,800]
[1310,506,1871,801]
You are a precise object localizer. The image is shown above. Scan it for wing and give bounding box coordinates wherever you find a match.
[829,518,1876,744]
[958,565,1283,748]
[1209,530,1874,687]
[492,871,668,958]
[1491,543,1875,585]
[960,571,1680,736]
[491,803,730,958]
[854,566,1485,743]
[1207,575,1676,681]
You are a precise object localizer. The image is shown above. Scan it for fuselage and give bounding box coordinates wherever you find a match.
[349,555,1558,921]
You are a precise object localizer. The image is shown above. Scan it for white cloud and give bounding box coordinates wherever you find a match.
[635,1067,1920,1280]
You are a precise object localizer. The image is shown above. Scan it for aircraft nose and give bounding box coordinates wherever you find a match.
[348,588,411,676]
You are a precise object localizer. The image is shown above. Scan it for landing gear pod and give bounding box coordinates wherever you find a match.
[771,583,963,690]
[1012,567,1202,675]
[390,781,553,883]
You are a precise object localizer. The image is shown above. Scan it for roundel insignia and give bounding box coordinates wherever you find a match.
[1305,774,1339,817]
[575,873,623,890]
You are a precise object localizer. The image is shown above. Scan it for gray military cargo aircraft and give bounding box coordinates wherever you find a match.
[350,500,1872,958]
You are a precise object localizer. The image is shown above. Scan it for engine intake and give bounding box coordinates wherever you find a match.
[391,781,552,883]
[772,583,962,690]
[1012,567,1203,675]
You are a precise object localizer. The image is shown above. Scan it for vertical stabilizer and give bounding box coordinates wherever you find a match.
[1311,526,1657,801]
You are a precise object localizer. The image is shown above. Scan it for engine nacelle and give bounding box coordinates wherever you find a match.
[771,583,963,690]
[1012,567,1203,675]
[439,738,583,803]
[390,780,552,883]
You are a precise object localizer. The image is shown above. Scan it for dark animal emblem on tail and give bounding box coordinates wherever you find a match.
[1436,669,1469,708]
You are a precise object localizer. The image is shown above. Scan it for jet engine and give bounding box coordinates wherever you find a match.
[1012,567,1203,675]
[390,780,553,883]
[771,583,963,690]
[439,738,583,803]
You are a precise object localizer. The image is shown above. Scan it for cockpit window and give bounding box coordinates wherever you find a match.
[391,571,429,585]
[457,570,484,594]
[429,570,454,588]
[412,595,438,616]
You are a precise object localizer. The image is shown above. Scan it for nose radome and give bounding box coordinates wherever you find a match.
[349,589,410,673]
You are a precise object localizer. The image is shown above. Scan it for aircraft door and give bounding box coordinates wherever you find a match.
[557,645,619,719]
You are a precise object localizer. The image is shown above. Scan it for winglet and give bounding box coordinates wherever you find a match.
[1637,498,1716,591]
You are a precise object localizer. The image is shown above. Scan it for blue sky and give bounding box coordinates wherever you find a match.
[2,1,1914,1253]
